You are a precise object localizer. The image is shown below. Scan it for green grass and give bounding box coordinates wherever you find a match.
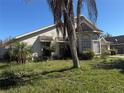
[0,58,124,93]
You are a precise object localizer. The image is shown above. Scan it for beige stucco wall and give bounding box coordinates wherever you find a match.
[20,28,62,46]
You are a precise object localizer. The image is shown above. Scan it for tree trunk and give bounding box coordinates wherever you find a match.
[63,8,80,68]
[77,0,83,32]
[68,30,80,68]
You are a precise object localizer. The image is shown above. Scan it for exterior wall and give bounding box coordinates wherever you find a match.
[20,28,62,46]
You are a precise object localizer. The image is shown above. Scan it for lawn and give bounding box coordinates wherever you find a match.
[0,58,124,93]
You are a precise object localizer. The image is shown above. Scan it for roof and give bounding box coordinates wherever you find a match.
[16,25,56,40]
[106,35,124,44]
[15,16,101,40]
[100,37,110,45]
[2,16,102,47]
[80,16,101,31]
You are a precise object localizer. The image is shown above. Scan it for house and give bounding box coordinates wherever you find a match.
[0,16,110,59]
[106,35,124,54]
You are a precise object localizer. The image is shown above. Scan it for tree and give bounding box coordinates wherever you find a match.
[47,0,98,68]
[9,42,32,63]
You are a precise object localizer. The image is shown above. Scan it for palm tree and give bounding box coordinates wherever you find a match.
[47,0,97,68]
[9,42,32,63]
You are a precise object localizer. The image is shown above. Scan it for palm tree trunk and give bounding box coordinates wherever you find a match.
[63,8,80,68]
[77,0,83,32]
[68,30,80,68]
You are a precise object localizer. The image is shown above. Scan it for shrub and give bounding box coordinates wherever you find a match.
[110,49,117,55]
[8,42,32,63]
[101,49,111,59]
[80,50,95,60]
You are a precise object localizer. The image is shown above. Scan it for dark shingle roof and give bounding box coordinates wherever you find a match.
[106,35,124,44]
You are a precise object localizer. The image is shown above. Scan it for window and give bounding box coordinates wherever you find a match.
[81,35,91,51]
[82,40,91,51]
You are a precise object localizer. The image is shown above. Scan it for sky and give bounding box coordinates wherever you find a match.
[0,0,124,40]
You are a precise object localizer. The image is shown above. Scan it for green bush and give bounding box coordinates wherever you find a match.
[110,49,117,55]
[8,42,32,63]
[80,50,95,60]
[101,49,111,59]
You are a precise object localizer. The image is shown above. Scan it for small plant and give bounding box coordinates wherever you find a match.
[101,49,111,59]
[80,50,95,60]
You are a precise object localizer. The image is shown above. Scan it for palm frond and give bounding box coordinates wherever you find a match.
[85,0,98,23]
[77,0,84,32]
[47,0,64,29]
[68,0,75,23]
[47,0,72,38]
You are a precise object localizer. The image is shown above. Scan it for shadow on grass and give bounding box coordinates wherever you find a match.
[0,74,25,90]
[0,64,9,70]
[0,67,73,90]
[94,58,124,73]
